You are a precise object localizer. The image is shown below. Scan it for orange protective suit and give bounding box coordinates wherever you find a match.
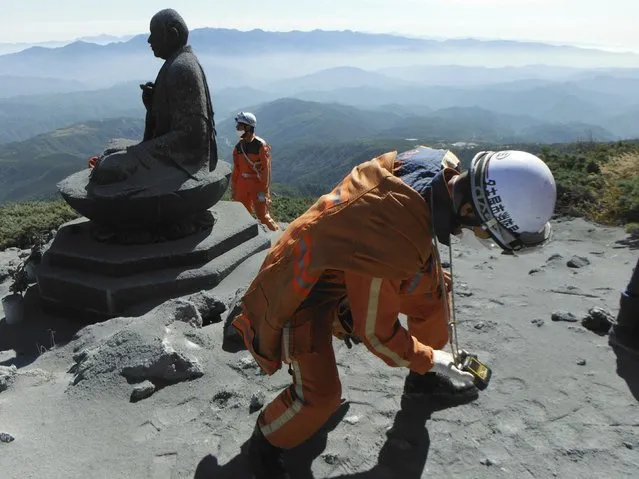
[231,135,279,231]
[232,150,456,449]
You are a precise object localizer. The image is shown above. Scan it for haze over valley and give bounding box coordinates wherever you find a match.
[1,25,639,204]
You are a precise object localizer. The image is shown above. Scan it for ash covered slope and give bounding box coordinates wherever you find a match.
[0,218,637,479]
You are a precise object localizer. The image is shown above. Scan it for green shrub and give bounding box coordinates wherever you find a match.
[540,142,639,225]
[625,222,639,236]
[0,200,79,250]
[270,195,317,223]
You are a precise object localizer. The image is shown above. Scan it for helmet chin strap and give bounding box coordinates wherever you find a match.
[430,189,462,363]
[434,232,461,362]
[455,214,482,228]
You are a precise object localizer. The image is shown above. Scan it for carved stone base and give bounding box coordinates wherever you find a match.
[36,201,271,319]
[90,210,215,245]
[58,160,232,228]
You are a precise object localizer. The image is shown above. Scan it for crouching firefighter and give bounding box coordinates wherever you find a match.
[231,146,557,479]
[231,111,279,231]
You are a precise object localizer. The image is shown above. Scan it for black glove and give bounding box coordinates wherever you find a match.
[344,332,361,349]
[140,82,155,110]
[337,300,362,349]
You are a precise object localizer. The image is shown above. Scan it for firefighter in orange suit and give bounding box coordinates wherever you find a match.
[231,112,279,231]
[231,146,557,478]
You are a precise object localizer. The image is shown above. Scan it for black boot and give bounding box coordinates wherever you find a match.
[404,370,479,401]
[244,422,290,479]
[610,325,639,355]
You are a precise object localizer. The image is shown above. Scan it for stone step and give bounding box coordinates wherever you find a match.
[44,201,259,277]
[37,232,271,319]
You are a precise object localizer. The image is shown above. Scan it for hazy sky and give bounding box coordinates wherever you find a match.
[1,0,637,51]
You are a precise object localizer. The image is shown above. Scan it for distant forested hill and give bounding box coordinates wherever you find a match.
[0,118,143,204]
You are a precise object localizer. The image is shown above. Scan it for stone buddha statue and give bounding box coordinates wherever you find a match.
[90,8,218,185]
[58,9,231,243]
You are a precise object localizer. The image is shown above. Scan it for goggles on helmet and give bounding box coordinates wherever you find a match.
[469,151,553,255]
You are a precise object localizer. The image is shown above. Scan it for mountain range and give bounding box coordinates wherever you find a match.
[0,96,617,205]
[1,28,638,205]
[1,29,639,89]
[213,98,614,189]
[2,65,638,145]
[0,34,134,55]
[0,118,143,204]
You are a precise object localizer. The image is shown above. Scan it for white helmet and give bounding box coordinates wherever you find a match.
[235,111,257,128]
[469,150,556,254]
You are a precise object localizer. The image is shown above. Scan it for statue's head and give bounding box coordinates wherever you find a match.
[148,9,189,59]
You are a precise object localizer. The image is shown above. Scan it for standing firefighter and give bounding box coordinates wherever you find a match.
[231,112,279,231]
[232,146,557,478]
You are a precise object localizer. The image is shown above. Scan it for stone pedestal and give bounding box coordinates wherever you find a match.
[58,159,232,230]
[37,201,271,319]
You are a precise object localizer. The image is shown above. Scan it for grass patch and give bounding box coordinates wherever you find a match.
[0,200,79,250]
[625,222,639,236]
[270,195,317,223]
[540,141,639,225]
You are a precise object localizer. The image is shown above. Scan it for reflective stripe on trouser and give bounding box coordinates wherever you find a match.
[257,305,342,449]
[234,183,279,231]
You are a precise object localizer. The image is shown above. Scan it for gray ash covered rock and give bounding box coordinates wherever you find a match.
[69,299,207,396]
[581,307,616,335]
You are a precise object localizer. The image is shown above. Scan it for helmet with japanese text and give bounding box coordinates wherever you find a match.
[467,150,557,254]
